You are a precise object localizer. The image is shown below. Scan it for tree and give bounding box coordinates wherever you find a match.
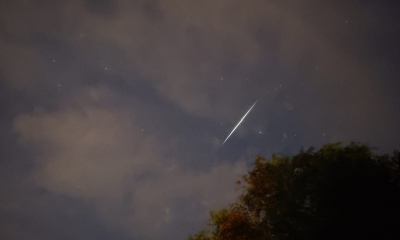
[188,142,400,240]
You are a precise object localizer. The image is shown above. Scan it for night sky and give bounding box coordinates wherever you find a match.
[1,1,400,239]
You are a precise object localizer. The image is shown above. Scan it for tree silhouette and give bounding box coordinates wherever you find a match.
[188,142,400,240]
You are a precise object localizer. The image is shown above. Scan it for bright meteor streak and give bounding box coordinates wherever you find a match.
[223,100,258,145]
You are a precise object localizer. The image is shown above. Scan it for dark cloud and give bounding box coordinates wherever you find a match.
[1,0,399,239]
[85,0,119,18]
[0,181,132,240]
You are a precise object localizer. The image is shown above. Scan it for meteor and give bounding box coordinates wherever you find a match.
[223,100,258,145]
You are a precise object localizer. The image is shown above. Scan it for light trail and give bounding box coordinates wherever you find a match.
[222,100,258,145]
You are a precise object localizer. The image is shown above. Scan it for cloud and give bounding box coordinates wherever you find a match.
[3,1,400,238]
[1,0,269,118]
[2,0,398,126]
[0,39,48,88]
[13,86,247,239]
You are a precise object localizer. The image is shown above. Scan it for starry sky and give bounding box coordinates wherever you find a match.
[1,1,400,239]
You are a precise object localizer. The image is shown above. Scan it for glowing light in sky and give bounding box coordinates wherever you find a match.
[223,100,258,145]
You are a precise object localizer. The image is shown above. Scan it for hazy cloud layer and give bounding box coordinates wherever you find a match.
[13,87,246,239]
[1,0,399,239]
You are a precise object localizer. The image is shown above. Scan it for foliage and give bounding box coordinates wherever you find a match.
[188,142,400,240]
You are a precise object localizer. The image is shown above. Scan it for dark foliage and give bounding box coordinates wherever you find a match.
[188,142,400,240]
